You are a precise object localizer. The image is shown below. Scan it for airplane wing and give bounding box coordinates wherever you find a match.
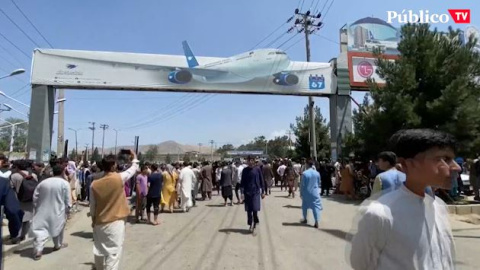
[132,63,228,77]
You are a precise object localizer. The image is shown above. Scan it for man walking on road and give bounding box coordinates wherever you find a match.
[146,164,162,226]
[300,158,322,228]
[135,165,148,222]
[220,162,234,206]
[178,162,195,212]
[90,151,139,270]
[31,159,71,260]
[201,162,213,200]
[241,156,265,234]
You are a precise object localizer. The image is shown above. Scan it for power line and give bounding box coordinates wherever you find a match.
[249,22,288,50]
[284,35,305,51]
[264,31,289,48]
[0,31,31,59]
[277,33,300,49]
[9,0,53,48]
[322,0,336,21]
[0,43,26,65]
[0,7,42,47]
[314,33,340,44]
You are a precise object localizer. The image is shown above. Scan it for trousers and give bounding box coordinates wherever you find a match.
[247,210,259,226]
[146,197,160,216]
[93,220,125,270]
[34,229,64,253]
[235,183,243,202]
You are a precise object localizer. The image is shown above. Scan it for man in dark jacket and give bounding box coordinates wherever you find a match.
[240,156,265,235]
[0,176,24,268]
[220,162,234,206]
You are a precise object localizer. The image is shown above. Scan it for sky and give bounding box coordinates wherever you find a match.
[0,0,478,152]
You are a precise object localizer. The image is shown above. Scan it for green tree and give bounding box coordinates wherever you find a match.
[91,147,101,163]
[183,153,191,163]
[267,136,291,158]
[237,136,268,152]
[0,118,28,152]
[145,145,158,162]
[165,153,172,164]
[216,144,235,156]
[290,105,330,160]
[137,152,144,162]
[350,24,480,160]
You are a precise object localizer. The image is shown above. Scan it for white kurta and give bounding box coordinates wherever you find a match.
[179,166,195,209]
[349,185,455,270]
[31,177,70,239]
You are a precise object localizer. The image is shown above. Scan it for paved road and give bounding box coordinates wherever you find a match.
[5,187,480,270]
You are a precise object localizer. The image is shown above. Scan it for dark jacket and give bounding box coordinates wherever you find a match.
[0,177,24,268]
[220,167,233,187]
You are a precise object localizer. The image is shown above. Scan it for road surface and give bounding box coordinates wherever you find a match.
[5,187,479,270]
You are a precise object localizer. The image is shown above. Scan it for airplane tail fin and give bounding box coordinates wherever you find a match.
[182,41,199,68]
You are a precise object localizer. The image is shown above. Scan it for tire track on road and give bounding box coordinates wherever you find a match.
[209,203,242,270]
[262,196,279,270]
[138,199,216,269]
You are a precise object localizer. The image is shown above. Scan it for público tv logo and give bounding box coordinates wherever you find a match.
[309,74,325,90]
[387,9,470,24]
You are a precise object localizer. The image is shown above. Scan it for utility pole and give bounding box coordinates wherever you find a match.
[99,124,109,158]
[113,128,119,154]
[88,122,95,159]
[286,130,294,149]
[84,144,89,162]
[56,89,65,156]
[198,143,202,159]
[209,140,214,161]
[290,8,323,161]
[68,128,78,161]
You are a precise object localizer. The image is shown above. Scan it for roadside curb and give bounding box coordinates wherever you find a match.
[447,204,480,215]
[3,206,87,259]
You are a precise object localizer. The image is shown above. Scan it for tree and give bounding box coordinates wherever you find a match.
[237,136,268,152]
[165,153,172,164]
[216,144,235,157]
[267,136,291,158]
[137,152,144,162]
[183,153,191,163]
[290,105,330,160]
[0,118,28,152]
[145,145,158,162]
[349,24,480,160]
[91,147,101,163]
[68,148,77,161]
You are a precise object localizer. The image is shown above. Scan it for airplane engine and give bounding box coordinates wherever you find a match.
[168,70,192,84]
[273,73,299,86]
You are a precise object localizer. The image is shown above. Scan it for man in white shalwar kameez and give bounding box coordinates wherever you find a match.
[178,162,195,212]
[349,129,459,270]
[90,151,139,270]
[31,160,71,260]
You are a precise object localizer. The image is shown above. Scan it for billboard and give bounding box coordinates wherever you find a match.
[31,43,336,96]
[226,151,263,156]
[347,17,400,55]
[348,52,397,88]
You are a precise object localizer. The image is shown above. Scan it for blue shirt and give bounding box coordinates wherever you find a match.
[147,172,163,198]
[378,169,406,191]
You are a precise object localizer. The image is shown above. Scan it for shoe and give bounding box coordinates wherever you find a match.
[300,219,308,224]
[314,222,319,228]
[53,243,68,251]
[33,252,42,261]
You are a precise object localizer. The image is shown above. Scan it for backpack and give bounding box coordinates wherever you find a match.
[17,171,38,203]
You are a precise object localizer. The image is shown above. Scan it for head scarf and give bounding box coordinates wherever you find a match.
[166,164,175,175]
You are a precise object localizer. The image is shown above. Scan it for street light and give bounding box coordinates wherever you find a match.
[56,98,67,103]
[68,128,79,161]
[0,68,25,80]
[0,117,27,156]
[113,128,119,154]
[0,91,30,108]
[3,103,28,117]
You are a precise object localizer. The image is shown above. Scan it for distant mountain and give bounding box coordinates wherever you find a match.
[105,140,211,155]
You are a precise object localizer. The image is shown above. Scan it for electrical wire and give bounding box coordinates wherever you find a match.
[0,43,26,65]
[284,35,305,52]
[277,33,300,49]
[264,31,289,48]
[9,0,53,48]
[0,31,31,59]
[0,7,42,48]
[249,22,288,50]
[314,33,339,44]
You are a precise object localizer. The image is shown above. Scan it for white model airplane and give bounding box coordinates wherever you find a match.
[166,41,304,86]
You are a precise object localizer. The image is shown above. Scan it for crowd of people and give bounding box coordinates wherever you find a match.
[1,128,478,269]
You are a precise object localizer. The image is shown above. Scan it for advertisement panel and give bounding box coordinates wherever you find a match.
[31,44,336,96]
[347,17,400,55]
[348,52,397,88]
